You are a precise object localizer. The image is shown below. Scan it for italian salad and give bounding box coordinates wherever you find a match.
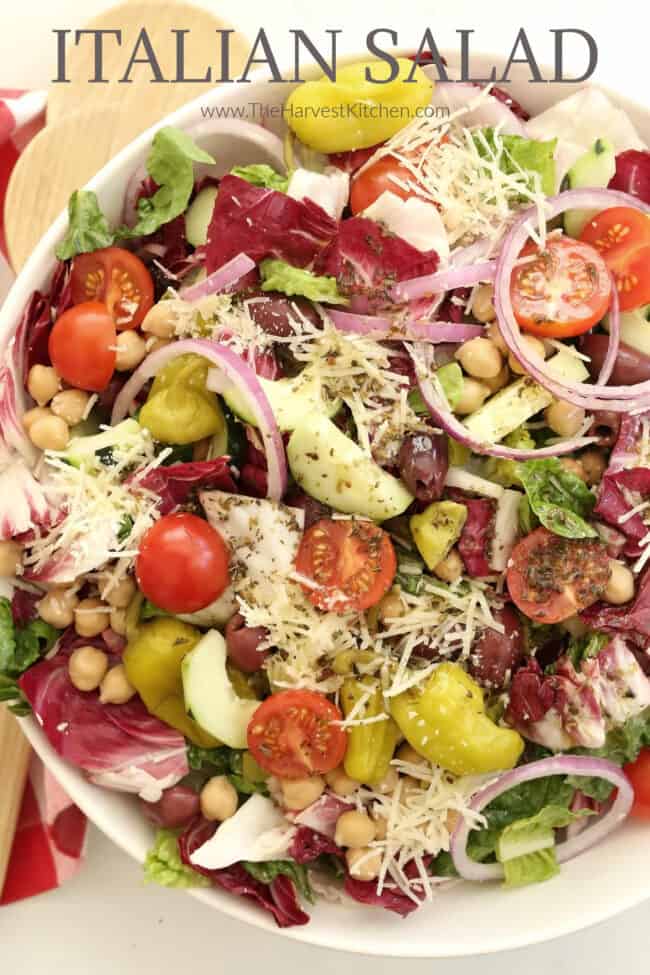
[3,57,650,924]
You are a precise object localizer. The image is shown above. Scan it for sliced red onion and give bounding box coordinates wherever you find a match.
[595,274,620,386]
[327,309,484,343]
[408,348,596,459]
[111,339,287,500]
[493,188,650,412]
[449,239,497,267]
[450,755,633,883]
[391,261,496,303]
[179,253,256,302]
[431,82,529,137]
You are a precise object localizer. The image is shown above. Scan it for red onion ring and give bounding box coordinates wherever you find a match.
[595,273,620,386]
[450,755,633,883]
[493,188,650,412]
[407,347,596,460]
[391,261,497,303]
[111,339,287,500]
[328,309,485,343]
[179,253,256,302]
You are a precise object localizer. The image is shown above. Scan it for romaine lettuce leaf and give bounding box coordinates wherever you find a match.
[517,457,597,539]
[144,829,210,888]
[55,190,114,260]
[475,129,557,196]
[231,164,289,192]
[501,847,559,888]
[259,258,348,304]
[0,596,59,678]
[242,859,314,903]
[569,707,650,800]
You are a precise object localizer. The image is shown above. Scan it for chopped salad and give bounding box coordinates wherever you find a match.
[2,57,650,924]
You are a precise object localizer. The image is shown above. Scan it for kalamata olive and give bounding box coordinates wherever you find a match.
[225,612,270,673]
[582,334,650,386]
[243,289,321,337]
[284,487,332,528]
[398,433,449,502]
[588,409,621,447]
[469,605,525,689]
[139,785,200,829]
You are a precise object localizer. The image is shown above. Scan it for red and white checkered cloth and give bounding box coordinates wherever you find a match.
[0,89,88,907]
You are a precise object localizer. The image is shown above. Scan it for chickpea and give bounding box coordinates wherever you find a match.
[141,302,176,339]
[200,775,239,822]
[27,364,60,406]
[346,847,382,881]
[456,337,503,380]
[325,767,360,797]
[471,284,496,323]
[372,812,388,841]
[38,587,78,628]
[0,540,22,577]
[374,767,399,795]
[509,335,546,376]
[99,664,136,704]
[482,364,510,395]
[559,458,586,481]
[68,645,109,692]
[486,321,508,355]
[280,775,325,811]
[22,406,52,431]
[145,336,172,354]
[28,415,70,451]
[434,548,464,584]
[603,560,635,606]
[50,389,90,426]
[454,378,491,416]
[109,606,127,636]
[74,597,110,637]
[335,810,377,848]
[545,400,586,438]
[396,743,422,766]
[192,438,211,462]
[376,589,406,625]
[115,330,147,372]
[580,449,606,487]
[100,576,136,609]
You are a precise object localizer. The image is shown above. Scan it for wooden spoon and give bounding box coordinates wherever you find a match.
[0,710,30,891]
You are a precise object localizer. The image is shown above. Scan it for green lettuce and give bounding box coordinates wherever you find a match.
[187,745,269,796]
[259,259,348,304]
[144,829,210,889]
[0,596,59,679]
[475,129,557,196]
[501,847,559,888]
[408,362,464,414]
[120,127,215,239]
[55,190,114,260]
[517,457,597,539]
[484,427,536,487]
[231,163,289,192]
[565,630,609,670]
[569,708,650,801]
[242,859,314,902]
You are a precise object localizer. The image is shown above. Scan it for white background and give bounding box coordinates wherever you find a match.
[1,0,649,970]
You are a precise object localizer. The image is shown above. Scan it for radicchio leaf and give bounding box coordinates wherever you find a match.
[206,175,337,273]
[132,458,237,516]
[594,467,650,556]
[287,826,343,864]
[448,491,495,577]
[608,149,650,204]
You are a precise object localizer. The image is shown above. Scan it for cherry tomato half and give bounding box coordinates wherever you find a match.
[48,301,116,392]
[580,206,650,311]
[247,689,347,779]
[350,155,423,214]
[506,527,610,624]
[624,749,650,819]
[511,237,612,338]
[71,246,154,329]
[136,513,229,614]
[295,519,397,613]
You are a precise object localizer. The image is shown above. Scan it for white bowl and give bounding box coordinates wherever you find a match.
[7,51,650,957]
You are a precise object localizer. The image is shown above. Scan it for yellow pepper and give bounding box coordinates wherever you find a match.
[341,678,401,786]
[410,500,467,571]
[286,59,433,153]
[390,663,524,776]
[123,618,219,747]
[139,353,226,445]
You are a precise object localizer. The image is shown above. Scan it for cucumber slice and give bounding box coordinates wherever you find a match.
[463,350,589,444]
[60,418,143,468]
[185,186,218,247]
[604,304,650,357]
[223,372,340,433]
[287,412,413,521]
[564,138,616,238]
[181,629,259,749]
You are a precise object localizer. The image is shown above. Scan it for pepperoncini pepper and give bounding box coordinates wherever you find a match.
[122,617,219,747]
[286,59,434,153]
[139,353,226,445]
[390,663,524,776]
[341,678,400,786]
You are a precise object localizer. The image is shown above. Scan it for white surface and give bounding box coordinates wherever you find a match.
[2,0,650,969]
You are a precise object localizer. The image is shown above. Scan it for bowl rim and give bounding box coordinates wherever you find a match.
[8,49,650,957]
